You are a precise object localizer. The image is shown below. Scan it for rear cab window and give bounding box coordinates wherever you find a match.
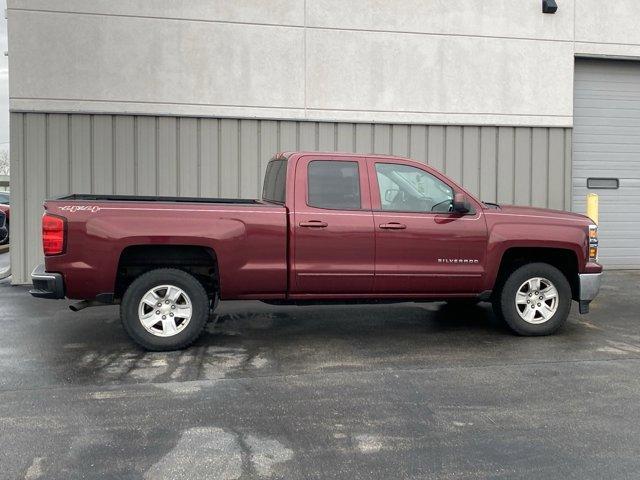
[262,159,287,204]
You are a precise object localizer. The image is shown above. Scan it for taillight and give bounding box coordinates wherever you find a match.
[42,214,66,255]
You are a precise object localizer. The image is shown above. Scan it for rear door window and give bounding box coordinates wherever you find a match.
[307,161,361,210]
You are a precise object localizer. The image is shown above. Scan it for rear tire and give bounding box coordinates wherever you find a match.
[120,268,210,351]
[493,262,571,336]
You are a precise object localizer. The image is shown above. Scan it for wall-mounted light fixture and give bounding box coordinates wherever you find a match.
[542,0,558,13]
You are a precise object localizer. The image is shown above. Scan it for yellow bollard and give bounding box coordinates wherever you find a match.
[586,193,599,225]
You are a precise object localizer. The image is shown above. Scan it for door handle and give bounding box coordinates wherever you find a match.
[379,222,406,230]
[299,220,328,228]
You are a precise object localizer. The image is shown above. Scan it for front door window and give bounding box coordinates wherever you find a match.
[375,163,453,213]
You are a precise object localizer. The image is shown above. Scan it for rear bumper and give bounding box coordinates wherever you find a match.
[29,264,65,299]
[577,272,603,314]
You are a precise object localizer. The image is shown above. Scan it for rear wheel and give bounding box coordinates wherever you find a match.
[120,268,210,351]
[493,262,571,336]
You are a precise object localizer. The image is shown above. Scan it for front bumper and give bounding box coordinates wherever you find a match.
[577,272,603,314]
[29,264,65,299]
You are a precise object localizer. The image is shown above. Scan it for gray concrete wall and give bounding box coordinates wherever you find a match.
[3,0,634,127]
[10,112,571,284]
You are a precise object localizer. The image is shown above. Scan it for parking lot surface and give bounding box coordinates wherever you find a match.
[1,271,639,479]
[0,250,8,271]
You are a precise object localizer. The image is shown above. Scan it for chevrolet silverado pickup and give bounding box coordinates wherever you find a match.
[30,152,602,350]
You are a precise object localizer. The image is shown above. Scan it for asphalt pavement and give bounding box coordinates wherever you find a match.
[1,271,639,479]
[0,250,9,271]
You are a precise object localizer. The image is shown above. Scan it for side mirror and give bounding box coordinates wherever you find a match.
[452,193,471,214]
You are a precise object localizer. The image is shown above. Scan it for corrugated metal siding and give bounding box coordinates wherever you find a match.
[10,113,572,284]
[574,59,640,268]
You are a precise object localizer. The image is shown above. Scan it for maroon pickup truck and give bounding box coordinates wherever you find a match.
[30,152,602,350]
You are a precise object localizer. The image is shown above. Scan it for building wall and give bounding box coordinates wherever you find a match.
[8,0,640,126]
[0,0,627,127]
[10,112,571,283]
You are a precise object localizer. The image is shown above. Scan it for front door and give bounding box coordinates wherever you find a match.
[368,158,487,295]
[291,156,375,295]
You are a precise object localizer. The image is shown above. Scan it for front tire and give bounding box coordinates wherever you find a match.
[494,262,571,336]
[120,268,209,351]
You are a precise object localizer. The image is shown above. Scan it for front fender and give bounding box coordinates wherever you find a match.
[483,220,588,291]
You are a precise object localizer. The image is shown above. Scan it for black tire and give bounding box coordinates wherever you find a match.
[120,268,209,351]
[493,262,571,336]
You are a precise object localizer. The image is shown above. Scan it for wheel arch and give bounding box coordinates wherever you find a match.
[493,247,580,301]
[114,244,219,301]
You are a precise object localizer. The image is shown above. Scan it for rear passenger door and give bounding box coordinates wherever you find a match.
[291,156,375,295]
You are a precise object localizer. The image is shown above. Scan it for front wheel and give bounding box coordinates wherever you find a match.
[493,262,572,336]
[120,268,210,351]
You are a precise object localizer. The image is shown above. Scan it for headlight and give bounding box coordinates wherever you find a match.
[588,224,598,261]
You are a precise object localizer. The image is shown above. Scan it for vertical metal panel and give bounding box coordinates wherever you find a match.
[47,114,70,198]
[444,126,462,183]
[9,113,25,278]
[219,119,239,198]
[70,115,91,193]
[279,121,297,152]
[373,124,391,154]
[135,116,157,196]
[178,117,199,196]
[318,123,335,151]
[92,116,114,195]
[336,123,355,152]
[564,129,572,211]
[239,120,259,197]
[548,128,565,210]
[199,118,219,197]
[157,116,178,196]
[10,112,572,284]
[462,126,480,196]
[409,125,427,164]
[531,128,548,207]
[298,122,317,151]
[514,128,532,205]
[391,125,409,157]
[497,127,515,204]
[355,124,373,153]
[479,127,497,203]
[25,114,46,280]
[114,116,135,195]
[427,126,445,172]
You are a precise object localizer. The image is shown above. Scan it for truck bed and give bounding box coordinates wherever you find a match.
[57,194,264,205]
